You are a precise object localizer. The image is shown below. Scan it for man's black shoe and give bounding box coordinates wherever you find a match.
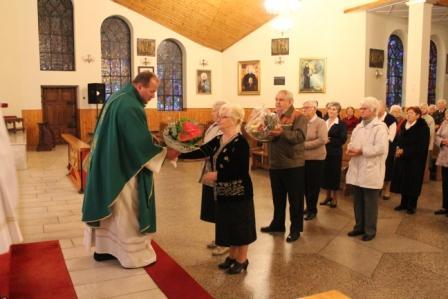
[304,213,316,221]
[286,232,300,243]
[394,205,406,211]
[93,252,117,262]
[347,230,364,237]
[362,234,376,241]
[260,226,285,233]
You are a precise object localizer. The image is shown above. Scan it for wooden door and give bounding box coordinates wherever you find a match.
[41,86,78,144]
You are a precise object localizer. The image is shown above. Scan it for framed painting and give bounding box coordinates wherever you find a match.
[238,60,260,95]
[299,58,326,93]
[197,70,211,94]
[138,66,154,74]
[137,38,155,56]
[446,54,448,74]
[271,38,289,56]
[369,49,384,68]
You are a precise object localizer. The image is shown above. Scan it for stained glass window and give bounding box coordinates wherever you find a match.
[386,34,404,107]
[101,17,131,100]
[38,0,75,71]
[157,40,183,111]
[427,40,437,105]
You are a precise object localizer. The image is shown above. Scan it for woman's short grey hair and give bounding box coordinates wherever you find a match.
[277,90,294,104]
[303,100,318,109]
[219,104,245,130]
[389,104,402,114]
[327,101,341,113]
[212,100,226,110]
[360,97,379,115]
[437,99,447,106]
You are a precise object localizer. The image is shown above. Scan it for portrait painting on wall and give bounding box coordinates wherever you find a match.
[137,38,156,56]
[271,38,289,56]
[197,70,212,94]
[238,60,260,95]
[299,58,326,93]
[138,66,154,74]
[369,49,384,68]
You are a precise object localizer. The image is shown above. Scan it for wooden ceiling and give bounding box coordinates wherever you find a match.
[112,0,275,52]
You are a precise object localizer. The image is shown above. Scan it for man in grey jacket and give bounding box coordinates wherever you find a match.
[346,97,389,241]
[260,90,307,242]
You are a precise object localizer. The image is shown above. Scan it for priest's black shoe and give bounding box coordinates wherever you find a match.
[434,209,448,215]
[347,230,364,237]
[286,232,300,243]
[218,257,235,269]
[260,226,285,233]
[227,259,248,274]
[319,198,332,205]
[93,252,116,262]
[362,234,376,241]
[304,213,316,221]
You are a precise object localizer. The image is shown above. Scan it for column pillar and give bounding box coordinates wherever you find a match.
[404,0,433,106]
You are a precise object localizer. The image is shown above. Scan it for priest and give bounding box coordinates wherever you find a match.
[82,72,178,268]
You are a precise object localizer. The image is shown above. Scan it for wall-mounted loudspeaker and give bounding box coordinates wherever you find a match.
[88,83,105,104]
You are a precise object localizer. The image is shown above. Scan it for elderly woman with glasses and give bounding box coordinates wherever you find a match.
[302,100,328,220]
[180,104,256,275]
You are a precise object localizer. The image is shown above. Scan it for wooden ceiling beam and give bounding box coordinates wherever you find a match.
[344,0,407,13]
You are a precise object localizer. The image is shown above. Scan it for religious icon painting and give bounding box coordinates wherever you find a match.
[299,58,326,93]
[238,60,260,95]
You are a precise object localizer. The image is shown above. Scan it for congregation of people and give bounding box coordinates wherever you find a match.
[78,71,448,276]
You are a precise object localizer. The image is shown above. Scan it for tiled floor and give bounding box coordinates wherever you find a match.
[16,145,448,298]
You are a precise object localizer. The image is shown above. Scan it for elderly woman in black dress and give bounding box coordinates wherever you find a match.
[391,107,430,214]
[180,104,256,274]
[320,102,347,207]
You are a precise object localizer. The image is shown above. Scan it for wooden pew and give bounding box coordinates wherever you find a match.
[61,133,90,193]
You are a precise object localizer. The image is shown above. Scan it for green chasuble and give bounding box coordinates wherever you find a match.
[82,84,163,234]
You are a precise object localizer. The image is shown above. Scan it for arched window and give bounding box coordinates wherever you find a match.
[386,34,404,107]
[101,17,131,100]
[38,0,74,71]
[157,40,183,111]
[427,40,437,105]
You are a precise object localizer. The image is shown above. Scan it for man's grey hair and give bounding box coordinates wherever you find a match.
[212,100,226,110]
[303,100,318,109]
[360,97,380,116]
[277,90,294,104]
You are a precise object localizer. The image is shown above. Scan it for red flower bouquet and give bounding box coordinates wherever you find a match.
[163,119,203,153]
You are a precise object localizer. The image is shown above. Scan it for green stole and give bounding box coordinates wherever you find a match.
[82,84,163,233]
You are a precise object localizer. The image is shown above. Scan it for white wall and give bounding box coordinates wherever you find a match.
[0,0,224,116]
[222,0,368,109]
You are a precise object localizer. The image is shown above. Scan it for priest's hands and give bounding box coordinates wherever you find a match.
[166,148,180,160]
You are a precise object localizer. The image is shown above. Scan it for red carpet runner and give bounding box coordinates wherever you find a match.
[145,241,213,299]
[6,240,77,299]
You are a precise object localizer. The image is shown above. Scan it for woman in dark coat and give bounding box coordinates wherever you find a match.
[391,107,430,214]
[180,104,256,275]
[320,102,347,207]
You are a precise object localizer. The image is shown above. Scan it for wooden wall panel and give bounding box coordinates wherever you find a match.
[25,107,364,150]
[22,109,43,149]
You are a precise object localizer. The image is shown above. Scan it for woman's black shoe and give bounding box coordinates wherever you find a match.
[319,198,332,206]
[434,209,448,215]
[394,205,406,211]
[227,259,249,274]
[329,200,337,208]
[218,257,235,269]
